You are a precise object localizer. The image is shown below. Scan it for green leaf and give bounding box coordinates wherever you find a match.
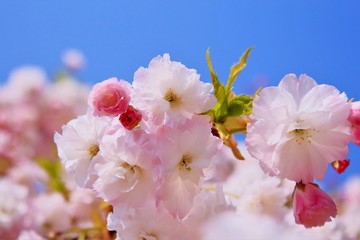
[206,48,254,123]
[228,101,245,116]
[214,100,228,123]
[206,49,227,102]
[206,49,230,122]
[229,95,253,105]
[228,95,253,116]
[226,47,253,93]
[206,49,219,86]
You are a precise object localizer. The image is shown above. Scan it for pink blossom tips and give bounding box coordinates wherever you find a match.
[348,101,360,127]
[349,101,360,146]
[89,77,131,117]
[293,183,337,228]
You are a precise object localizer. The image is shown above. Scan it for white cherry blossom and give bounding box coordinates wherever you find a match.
[132,54,216,124]
[245,74,352,183]
[54,113,112,187]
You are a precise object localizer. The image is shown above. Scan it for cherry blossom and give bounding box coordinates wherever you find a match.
[155,116,221,218]
[245,74,352,183]
[132,54,216,123]
[108,206,187,240]
[0,178,28,230]
[89,77,131,117]
[54,114,112,187]
[348,101,360,127]
[348,101,360,145]
[31,192,72,235]
[93,127,158,207]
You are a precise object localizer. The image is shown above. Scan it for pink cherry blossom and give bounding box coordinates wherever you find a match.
[132,54,216,123]
[293,183,337,228]
[18,230,45,240]
[348,101,360,146]
[8,162,47,195]
[31,192,72,235]
[348,101,360,127]
[342,176,360,204]
[5,66,47,101]
[245,74,352,183]
[93,127,158,207]
[0,178,28,231]
[204,145,236,183]
[155,116,222,218]
[156,115,221,183]
[54,114,112,188]
[67,189,101,228]
[201,211,311,240]
[89,77,131,117]
[108,205,188,240]
[183,186,235,239]
[341,177,360,238]
[42,78,89,136]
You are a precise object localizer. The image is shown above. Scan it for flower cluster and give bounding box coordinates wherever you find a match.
[55,50,360,239]
[0,53,110,240]
[55,54,233,239]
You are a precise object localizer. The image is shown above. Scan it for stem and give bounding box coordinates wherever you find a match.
[228,127,247,134]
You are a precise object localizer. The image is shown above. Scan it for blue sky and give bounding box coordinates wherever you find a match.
[0,1,359,184]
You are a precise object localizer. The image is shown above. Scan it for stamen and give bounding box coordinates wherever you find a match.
[164,88,181,107]
[121,162,139,174]
[88,144,99,160]
[291,128,318,145]
[178,155,192,171]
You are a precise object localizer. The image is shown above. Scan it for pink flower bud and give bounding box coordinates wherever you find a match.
[89,77,131,117]
[348,101,360,127]
[293,183,337,228]
[119,105,142,130]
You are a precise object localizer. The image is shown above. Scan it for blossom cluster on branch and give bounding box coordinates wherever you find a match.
[54,50,360,239]
[1,49,360,240]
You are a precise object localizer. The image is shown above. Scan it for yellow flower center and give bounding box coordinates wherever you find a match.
[121,162,140,174]
[178,155,192,171]
[164,88,181,108]
[291,128,319,145]
[88,144,99,160]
